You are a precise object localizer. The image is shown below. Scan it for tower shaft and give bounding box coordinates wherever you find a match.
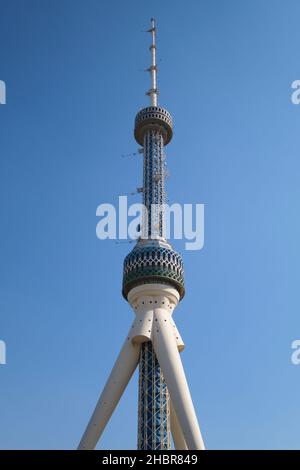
[137,342,170,449]
[142,129,165,239]
[138,123,170,446]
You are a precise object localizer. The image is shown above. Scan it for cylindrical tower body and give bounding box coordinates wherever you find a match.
[135,106,174,450]
[137,341,171,449]
[123,105,185,449]
[143,129,165,239]
[134,105,172,240]
[122,19,185,450]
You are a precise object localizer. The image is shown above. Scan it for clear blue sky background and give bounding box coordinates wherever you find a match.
[0,0,299,450]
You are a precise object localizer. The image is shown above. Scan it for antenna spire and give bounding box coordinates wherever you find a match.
[146,18,158,106]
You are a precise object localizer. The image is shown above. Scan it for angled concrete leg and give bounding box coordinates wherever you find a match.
[78,327,141,450]
[152,311,205,450]
[170,400,188,450]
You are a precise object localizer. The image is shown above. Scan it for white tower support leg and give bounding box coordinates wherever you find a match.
[152,309,205,450]
[170,400,188,450]
[78,330,141,450]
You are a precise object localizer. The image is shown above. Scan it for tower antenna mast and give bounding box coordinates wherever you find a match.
[147,17,158,106]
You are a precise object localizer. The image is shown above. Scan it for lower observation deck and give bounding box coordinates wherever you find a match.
[122,239,185,300]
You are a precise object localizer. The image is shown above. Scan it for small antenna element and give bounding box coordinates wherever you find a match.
[146,18,158,106]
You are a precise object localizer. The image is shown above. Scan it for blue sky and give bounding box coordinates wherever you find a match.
[0,0,299,449]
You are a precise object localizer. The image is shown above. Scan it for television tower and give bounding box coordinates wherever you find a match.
[78,19,205,451]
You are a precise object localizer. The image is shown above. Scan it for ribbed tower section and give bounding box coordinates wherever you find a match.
[143,128,165,238]
[122,22,185,449]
